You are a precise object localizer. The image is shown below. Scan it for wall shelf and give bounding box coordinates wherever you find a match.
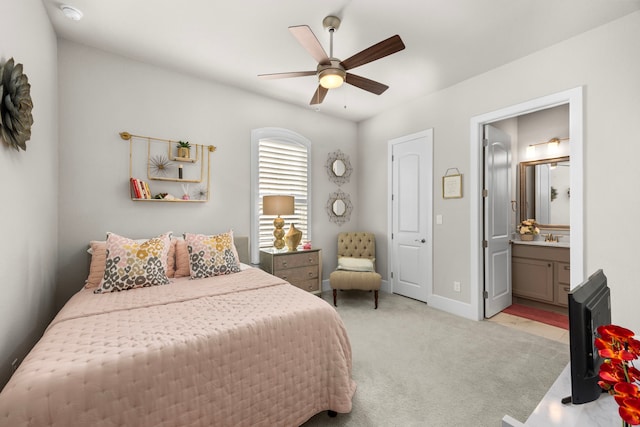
[120,131,216,202]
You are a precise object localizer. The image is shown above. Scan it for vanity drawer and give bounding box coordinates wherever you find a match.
[556,282,571,307]
[557,262,570,284]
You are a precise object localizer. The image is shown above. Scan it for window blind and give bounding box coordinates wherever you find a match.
[258,140,309,249]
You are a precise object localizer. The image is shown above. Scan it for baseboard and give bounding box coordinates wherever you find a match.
[427,294,478,321]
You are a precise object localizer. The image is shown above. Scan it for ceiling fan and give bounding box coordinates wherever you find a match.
[258,16,405,105]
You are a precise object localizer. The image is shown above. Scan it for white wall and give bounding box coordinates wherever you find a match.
[358,11,640,332]
[56,40,358,307]
[0,0,58,386]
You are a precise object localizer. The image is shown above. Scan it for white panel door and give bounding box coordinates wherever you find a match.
[390,130,433,302]
[484,125,512,318]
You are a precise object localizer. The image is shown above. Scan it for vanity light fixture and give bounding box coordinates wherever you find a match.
[527,137,569,156]
[60,5,83,21]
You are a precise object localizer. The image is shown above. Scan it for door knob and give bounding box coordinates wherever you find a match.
[415,238,426,243]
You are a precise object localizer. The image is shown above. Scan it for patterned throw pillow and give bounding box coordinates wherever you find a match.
[95,232,172,293]
[184,231,241,279]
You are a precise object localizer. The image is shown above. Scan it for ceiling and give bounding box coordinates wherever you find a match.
[42,0,640,122]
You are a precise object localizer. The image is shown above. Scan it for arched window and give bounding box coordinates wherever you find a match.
[250,128,312,263]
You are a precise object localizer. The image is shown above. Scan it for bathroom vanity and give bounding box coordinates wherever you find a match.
[511,240,570,309]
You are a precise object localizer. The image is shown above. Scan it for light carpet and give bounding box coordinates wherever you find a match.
[302,290,569,427]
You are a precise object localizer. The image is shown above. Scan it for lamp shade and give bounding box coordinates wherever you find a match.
[263,195,295,216]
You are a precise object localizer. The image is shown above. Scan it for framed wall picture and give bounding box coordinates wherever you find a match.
[443,170,463,199]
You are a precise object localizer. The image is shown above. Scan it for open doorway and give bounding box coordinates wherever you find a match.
[469,87,584,322]
[489,104,571,323]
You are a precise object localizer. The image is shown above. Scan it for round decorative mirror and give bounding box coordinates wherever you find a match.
[326,189,353,225]
[326,150,352,186]
[332,159,346,177]
[332,198,346,216]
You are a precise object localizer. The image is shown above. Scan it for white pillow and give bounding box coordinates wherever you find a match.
[337,257,375,272]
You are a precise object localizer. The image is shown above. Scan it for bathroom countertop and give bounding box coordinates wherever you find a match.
[511,239,570,248]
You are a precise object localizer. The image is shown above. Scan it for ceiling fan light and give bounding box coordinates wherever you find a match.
[319,68,345,89]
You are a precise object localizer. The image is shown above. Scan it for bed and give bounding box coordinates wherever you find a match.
[0,232,356,426]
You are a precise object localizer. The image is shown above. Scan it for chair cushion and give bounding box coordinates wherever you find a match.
[329,270,381,291]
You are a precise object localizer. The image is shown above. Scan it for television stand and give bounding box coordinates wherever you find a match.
[505,364,616,426]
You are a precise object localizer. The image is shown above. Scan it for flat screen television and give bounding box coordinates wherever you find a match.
[563,269,611,405]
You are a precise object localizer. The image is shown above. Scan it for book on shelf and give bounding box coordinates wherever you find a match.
[130,178,141,199]
[130,178,152,199]
[143,181,152,199]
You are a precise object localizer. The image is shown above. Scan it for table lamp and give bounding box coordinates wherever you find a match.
[263,195,295,250]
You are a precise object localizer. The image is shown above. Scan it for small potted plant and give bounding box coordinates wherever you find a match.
[176,141,191,159]
[517,218,540,241]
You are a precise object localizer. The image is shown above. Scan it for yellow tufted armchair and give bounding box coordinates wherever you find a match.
[329,232,382,309]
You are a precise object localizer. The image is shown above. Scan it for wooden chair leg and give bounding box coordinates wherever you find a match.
[374,290,378,309]
[333,289,337,307]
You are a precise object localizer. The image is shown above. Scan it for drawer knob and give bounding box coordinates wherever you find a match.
[564,265,570,270]
[282,276,288,280]
[282,261,287,267]
[563,286,570,292]
[308,272,313,277]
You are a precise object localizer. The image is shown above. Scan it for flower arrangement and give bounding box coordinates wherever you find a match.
[596,324,640,426]
[517,219,540,235]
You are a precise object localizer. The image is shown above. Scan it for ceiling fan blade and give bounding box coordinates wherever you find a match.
[341,35,405,71]
[289,25,330,65]
[345,73,389,95]
[258,71,316,80]
[310,85,328,105]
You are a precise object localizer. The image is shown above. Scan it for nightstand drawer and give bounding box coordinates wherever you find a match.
[291,278,320,293]
[274,251,319,270]
[275,265,318,283]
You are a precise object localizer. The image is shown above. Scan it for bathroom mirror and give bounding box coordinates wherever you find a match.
[519,156,570,229]
[326,149,352,186]
[326,189,353,225]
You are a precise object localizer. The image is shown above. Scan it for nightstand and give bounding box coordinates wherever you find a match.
[259,248,322,294]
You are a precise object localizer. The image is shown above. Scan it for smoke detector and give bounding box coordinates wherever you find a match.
[60,5,83,21]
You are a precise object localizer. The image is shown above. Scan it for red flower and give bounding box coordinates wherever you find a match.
[597,324,640,426]
[600,362,628,385]
[619,397,640,426]
[599,325,635,341]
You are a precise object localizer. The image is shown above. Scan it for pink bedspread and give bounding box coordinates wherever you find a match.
[0,268,356,426]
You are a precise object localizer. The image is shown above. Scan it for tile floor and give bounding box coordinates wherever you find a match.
[488,312,570,344]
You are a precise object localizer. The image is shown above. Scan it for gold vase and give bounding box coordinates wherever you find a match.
[285,223,303,251]
[177,147,190,159]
